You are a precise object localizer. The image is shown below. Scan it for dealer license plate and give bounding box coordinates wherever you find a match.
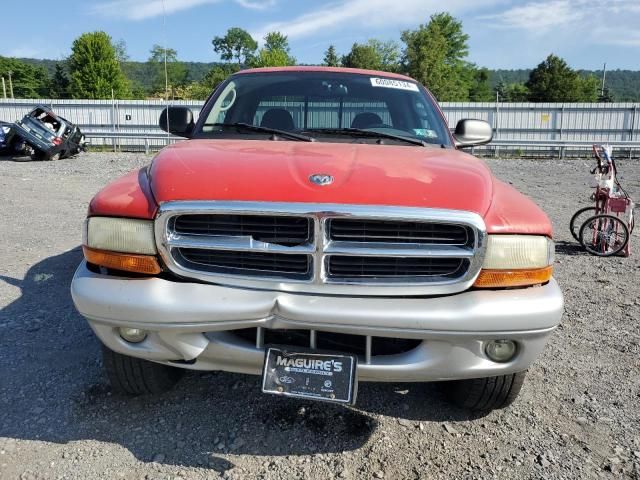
[261,348,358,405]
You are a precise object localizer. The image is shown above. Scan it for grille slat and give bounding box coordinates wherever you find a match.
[230,328,422,357]
[327,256,467,278]
[329,219,470,245]
[174,214,311,246]
[178,248,312,278]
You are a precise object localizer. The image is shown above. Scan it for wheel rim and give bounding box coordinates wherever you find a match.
[570,207,597,241]
[579,214,629,256]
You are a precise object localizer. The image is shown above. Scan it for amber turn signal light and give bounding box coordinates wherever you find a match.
[83,246,162,275]
[473,266,553,288]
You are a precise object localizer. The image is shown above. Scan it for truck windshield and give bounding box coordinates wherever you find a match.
[196,71,452,147]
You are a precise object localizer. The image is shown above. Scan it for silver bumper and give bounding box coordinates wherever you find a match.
[71,262,563,382]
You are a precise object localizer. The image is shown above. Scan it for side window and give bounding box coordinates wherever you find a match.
[203,81,238,130]
[253,96,304,128]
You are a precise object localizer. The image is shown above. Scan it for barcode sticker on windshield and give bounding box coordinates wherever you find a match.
[370,78,419,92]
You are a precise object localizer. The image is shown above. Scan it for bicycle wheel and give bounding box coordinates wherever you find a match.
[570,207,597,241]
[579,214,629,257]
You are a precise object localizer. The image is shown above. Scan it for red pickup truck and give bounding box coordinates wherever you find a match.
[71,67,563,411]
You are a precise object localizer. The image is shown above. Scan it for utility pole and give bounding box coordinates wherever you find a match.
[7,70,14,98]
[1,77,6,99]
[601,62,607,97]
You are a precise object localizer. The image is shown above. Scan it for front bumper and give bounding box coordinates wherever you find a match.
[71,262,563,382]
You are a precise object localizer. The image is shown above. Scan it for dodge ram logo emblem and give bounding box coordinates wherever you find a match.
[309,174,333,186]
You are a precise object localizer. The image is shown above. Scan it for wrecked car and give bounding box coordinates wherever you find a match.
[7,106,85,160]
[0,120,19,155]
[71,67,563,412]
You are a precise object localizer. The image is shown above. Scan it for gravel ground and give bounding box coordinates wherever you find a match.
[0,152,639,480]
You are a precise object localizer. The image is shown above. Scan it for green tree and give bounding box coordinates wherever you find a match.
[504,82,530,101]
[49,63,70,99]
[0,56,49,98]
[494,79,507,101]
[427,12,469,63]
[114,39,129,63]
[148,44,188,93]
[323,45,340,67]
[342,42,381,70]
[212,27,257,66]
[367,39,401,72]
[67,31,130,99]
[250,49,294,68]
[263,31,290,53]
[469,68,493,101]
[401,13,473,100]
[342,40,401,72]
[598,86,614,102]
[526,54,597,102]
[249,31,295,68]
[578,75,600,102]
[190,63,241,99]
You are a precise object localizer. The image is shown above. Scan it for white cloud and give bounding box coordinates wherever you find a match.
[592,28,640,47]
[92,0,219,20]
[252,0,503,40]
[480,0,581,30]
[92,0,273,20]
[481,0,640,46]
[234,0,276,9]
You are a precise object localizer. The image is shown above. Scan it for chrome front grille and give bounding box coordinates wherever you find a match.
[156,202,486,296]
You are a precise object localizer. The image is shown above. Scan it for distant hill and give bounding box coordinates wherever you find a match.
[19,57,221,93]
[15,58,640,101]
[489,69,640,102]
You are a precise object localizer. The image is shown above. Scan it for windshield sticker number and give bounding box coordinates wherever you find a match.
[370,78,419,92]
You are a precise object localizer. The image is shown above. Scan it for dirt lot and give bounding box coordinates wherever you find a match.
[0,152,639,480]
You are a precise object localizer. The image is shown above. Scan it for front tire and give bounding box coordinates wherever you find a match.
[102,346,184,395]
[445,371,526,411]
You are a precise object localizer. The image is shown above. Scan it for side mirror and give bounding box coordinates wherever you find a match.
[453,119,493,148]
[159,106,194,137]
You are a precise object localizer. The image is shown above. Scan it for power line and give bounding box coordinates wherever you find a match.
[162,0,170,141]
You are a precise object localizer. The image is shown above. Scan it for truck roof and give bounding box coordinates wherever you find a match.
[235,66,416,82]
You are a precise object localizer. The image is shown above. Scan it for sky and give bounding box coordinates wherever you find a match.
[1,0,639,70]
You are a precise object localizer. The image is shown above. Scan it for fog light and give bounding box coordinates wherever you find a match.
[485,340,517,362]
[118,327,147,343]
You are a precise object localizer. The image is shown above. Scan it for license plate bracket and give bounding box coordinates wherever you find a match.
[261,347,358,405]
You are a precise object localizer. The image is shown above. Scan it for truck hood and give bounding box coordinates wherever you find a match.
[149,139,494,215]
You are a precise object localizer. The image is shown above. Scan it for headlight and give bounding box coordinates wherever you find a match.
[474,235,554,288]
[83,217,160,274]
[482,235,554,269]
[85,217,156,254]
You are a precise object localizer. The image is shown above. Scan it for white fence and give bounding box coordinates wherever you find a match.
[1,99,639,155]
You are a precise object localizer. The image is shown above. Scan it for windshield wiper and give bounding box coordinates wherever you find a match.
[303,128,427,147]
[211,122,314,142]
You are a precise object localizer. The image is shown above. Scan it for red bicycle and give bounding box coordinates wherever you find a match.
[569,145,634,256]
